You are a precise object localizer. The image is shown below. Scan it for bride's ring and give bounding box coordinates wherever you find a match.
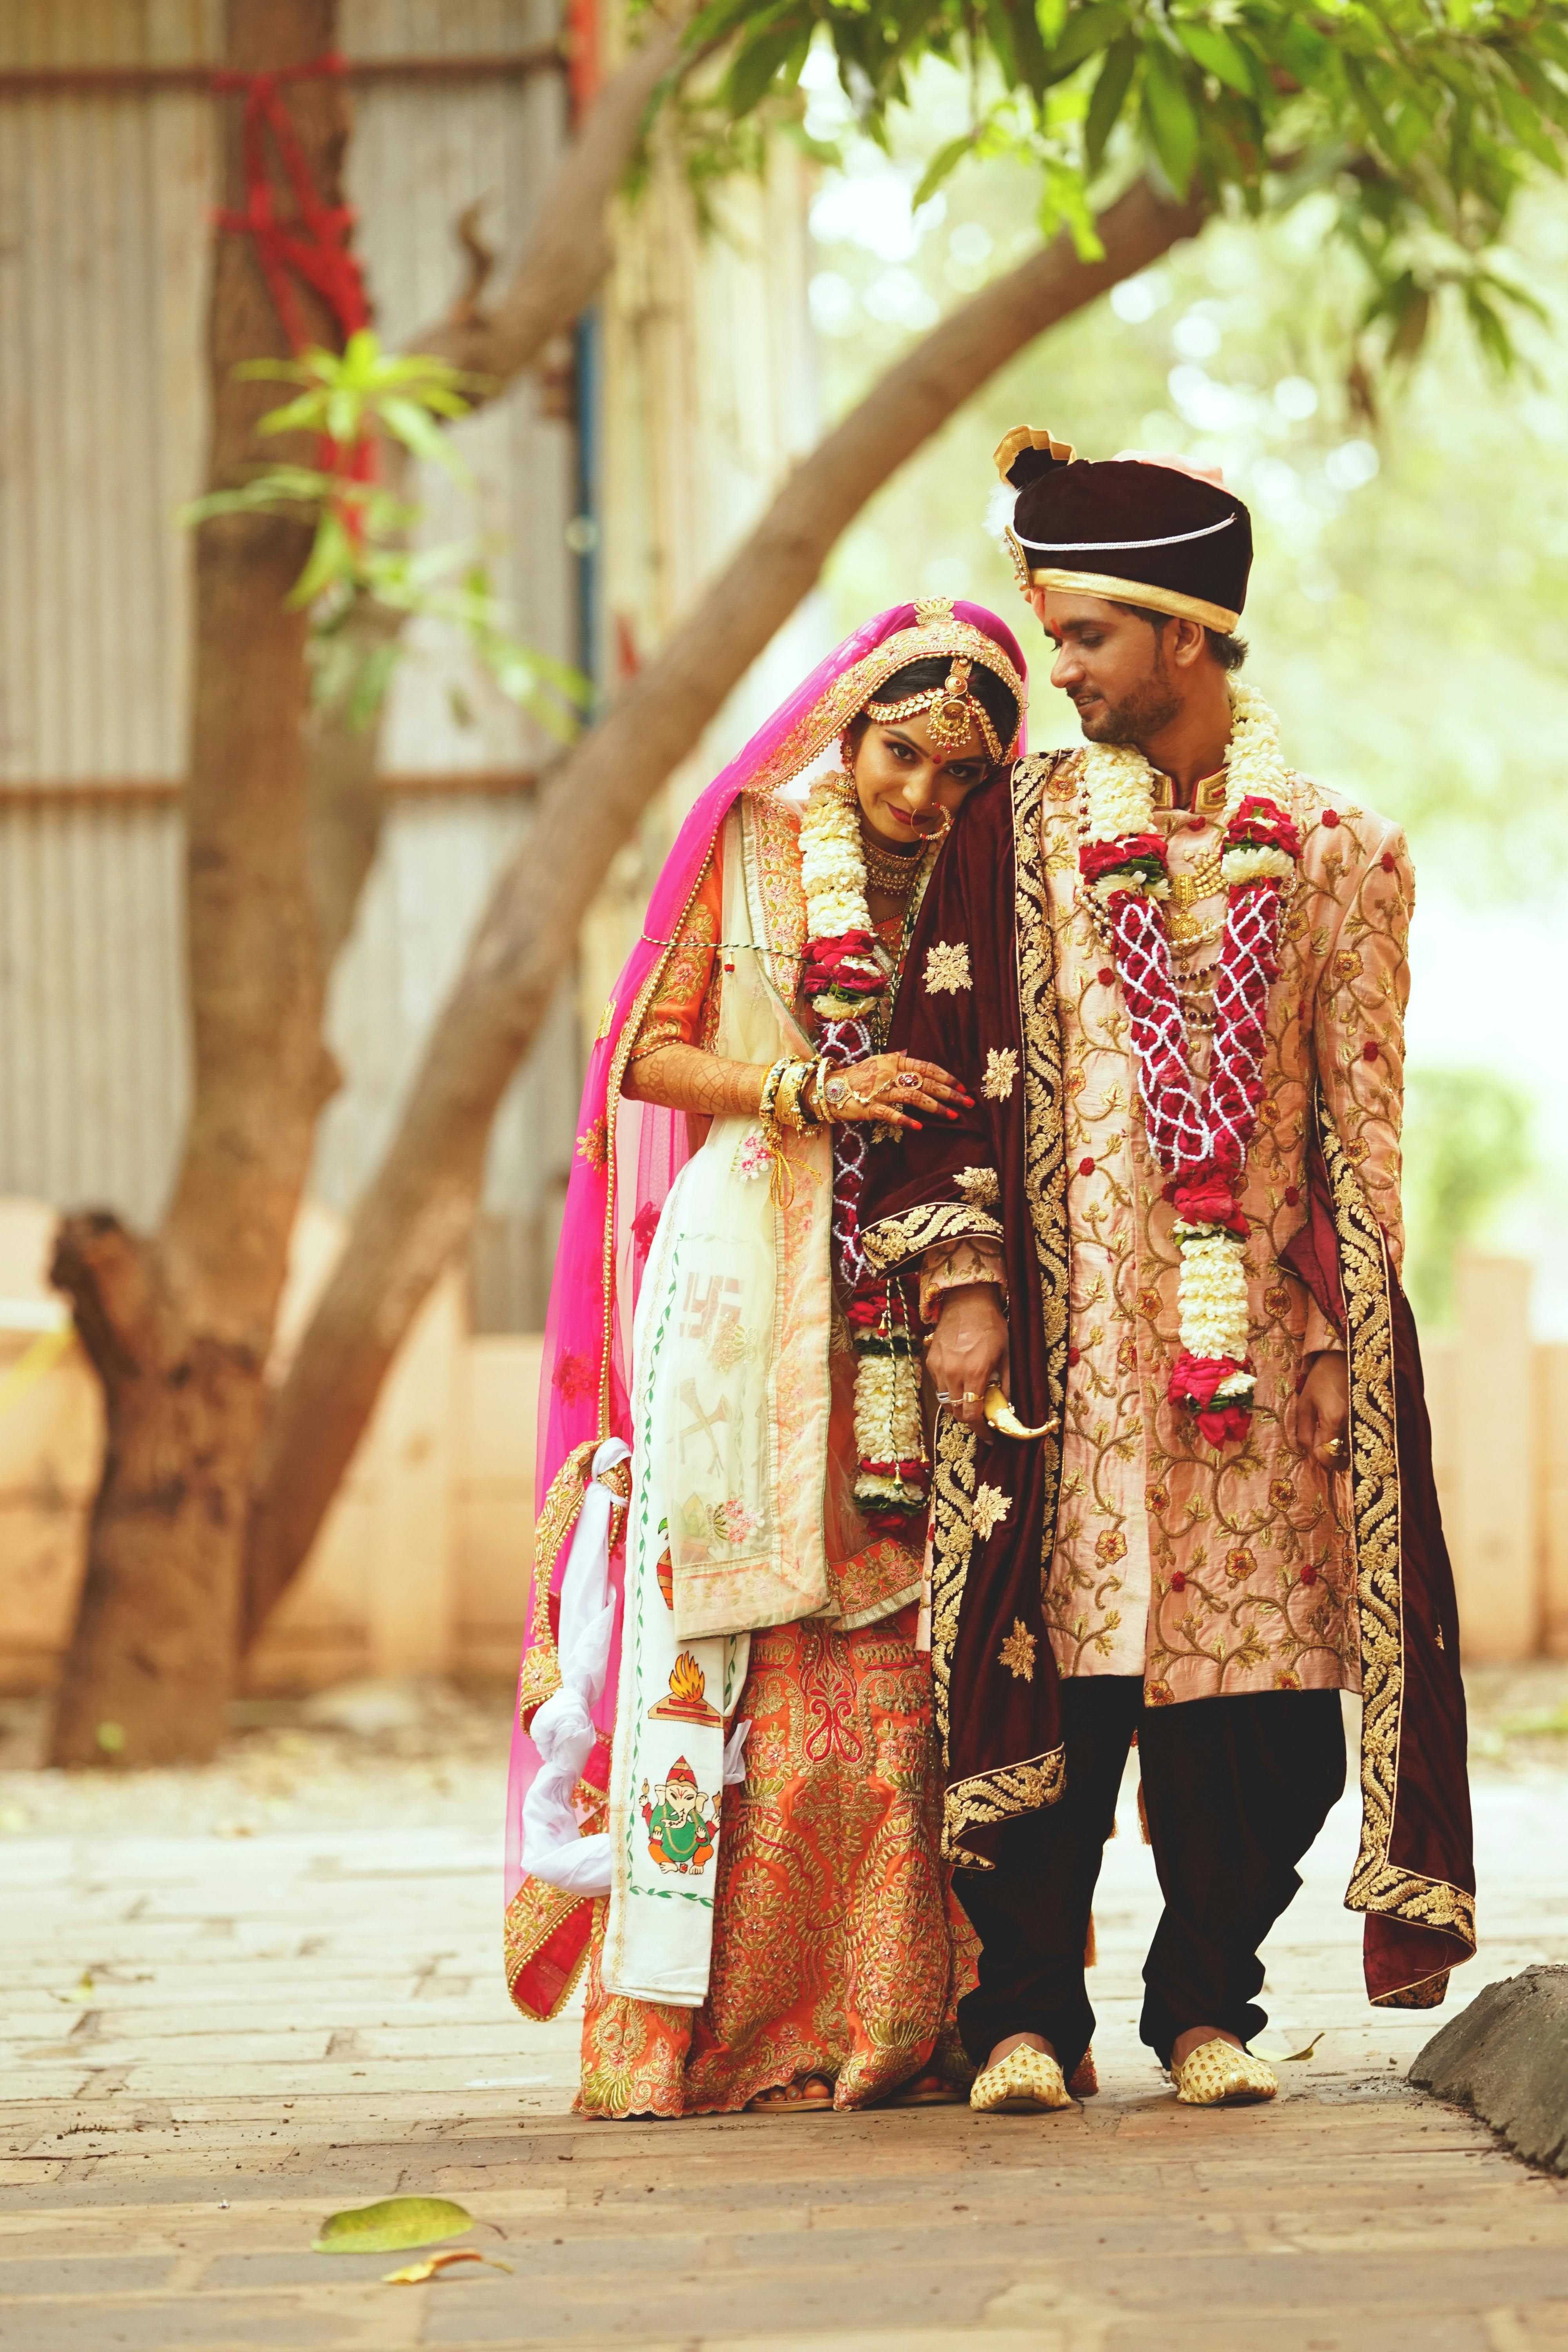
[898,1073,919,1091]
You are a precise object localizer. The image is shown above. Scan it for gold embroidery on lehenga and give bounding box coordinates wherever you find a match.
[955,1166,1002,1206]
[1323,1099,1476,1993]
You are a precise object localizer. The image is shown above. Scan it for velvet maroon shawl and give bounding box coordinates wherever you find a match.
[861,754,1475,2010]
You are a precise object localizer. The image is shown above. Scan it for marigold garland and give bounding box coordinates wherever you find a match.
[1078,684,1301,1444]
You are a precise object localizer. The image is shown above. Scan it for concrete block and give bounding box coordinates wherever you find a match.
[1410,1965,1568,2173]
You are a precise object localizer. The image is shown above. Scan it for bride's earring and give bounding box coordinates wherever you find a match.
[839,732,856,777]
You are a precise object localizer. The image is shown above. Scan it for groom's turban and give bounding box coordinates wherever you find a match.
[994,426,1253,633]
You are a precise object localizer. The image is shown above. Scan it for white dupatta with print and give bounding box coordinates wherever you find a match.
[602,797,835,2005]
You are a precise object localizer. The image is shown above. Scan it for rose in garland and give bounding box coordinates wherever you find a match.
[1078,681,1298,1448]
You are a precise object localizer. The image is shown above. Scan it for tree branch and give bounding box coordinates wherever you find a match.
[243,176,1206,1641]
[414,7,693,388]
[299,13,694,973]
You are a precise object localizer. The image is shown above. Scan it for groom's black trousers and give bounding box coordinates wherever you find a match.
[953,1675,1346,2075]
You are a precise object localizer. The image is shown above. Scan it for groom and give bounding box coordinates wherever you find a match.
[861,428,1475,2112]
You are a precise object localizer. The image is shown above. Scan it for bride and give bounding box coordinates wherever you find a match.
[503,598,1027,2117]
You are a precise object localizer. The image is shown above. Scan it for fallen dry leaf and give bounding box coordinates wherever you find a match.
[383,2250,514,2285]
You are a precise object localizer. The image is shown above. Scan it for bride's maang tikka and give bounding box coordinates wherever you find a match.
[864,654,1004,762]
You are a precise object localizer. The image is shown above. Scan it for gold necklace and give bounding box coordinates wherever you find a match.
[1167,845,1227,948]
[860,830,926,895]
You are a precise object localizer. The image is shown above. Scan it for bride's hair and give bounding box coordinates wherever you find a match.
[850,655,1020,763]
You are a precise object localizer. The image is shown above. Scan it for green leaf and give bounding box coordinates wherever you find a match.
[381,396,471,483]
[286,510,359,610]
[256,392,329,441]
[1140,44,1199,196]
[314,2198,474,2258]
[345,639,401,732]
[1174,23,1257,100]
[1041,2,1128,83]
[912,132,975,211]
[1085,36,1136,174]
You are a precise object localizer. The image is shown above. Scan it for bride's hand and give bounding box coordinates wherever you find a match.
[820,1052,972,1131]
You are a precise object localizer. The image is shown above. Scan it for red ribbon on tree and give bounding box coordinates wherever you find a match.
[213,53,368,353]
[213,54,375,527]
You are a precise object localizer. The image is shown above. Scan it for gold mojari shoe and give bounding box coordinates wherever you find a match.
[969,2046,1075,2115]
[1171,2039,1278,2106]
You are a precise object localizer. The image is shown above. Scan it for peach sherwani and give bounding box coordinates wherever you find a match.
[1034,749,1410,1701]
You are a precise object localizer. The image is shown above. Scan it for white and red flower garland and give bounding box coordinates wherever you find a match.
[1078,684,1301,1446]
[798,776,932,1537]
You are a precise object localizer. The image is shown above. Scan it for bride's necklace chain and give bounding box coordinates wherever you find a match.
[858,824,928,896]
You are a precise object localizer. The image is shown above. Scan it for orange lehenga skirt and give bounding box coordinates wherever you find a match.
[579,1605,976,2118]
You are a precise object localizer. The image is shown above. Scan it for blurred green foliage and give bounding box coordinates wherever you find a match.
[1403,1066,1534,1320]
[696,0,1567,374]
[803,94,1568,893]
[181,332,590,738]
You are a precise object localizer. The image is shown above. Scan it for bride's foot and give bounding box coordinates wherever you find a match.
[887,2069,964,2107]
[748,2074,834,2114]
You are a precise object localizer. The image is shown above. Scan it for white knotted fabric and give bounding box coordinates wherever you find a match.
[519,1436,628,1897]
[519,1436,752,1900]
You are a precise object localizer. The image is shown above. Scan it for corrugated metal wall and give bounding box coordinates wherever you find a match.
[0,0,582,1319]
[0,0,822,1328]
[0,0,214,1223]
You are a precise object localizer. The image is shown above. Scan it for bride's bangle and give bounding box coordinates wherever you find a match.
[773,1057,821,1136]
[758,1057,791,1127]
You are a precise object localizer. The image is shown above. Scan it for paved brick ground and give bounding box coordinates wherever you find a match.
[2,1677,1566,2350]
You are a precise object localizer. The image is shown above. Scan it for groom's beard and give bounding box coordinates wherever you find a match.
[1076,665,1181,747]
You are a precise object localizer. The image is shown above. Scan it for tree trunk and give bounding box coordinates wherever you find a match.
[301,10,695,968]
[49,0,345,1766]
[242,177,1207,1640]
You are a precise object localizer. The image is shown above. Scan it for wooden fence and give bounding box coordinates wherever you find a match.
[0,1204,1562,1691]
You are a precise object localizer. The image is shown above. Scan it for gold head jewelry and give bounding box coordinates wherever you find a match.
[865,655,1003,762]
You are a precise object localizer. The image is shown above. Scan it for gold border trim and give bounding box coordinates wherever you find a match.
[945,1744,1065,1872]
[929,1413,977,1810]
[1009,539,1239,632]
[516,1439,598,1724]
[862,1201,1004,1276]
[1011,755,1073,1573]
[1322,1102,1476,1959]
[745,621,1027,805]
[503,1877,595,2021]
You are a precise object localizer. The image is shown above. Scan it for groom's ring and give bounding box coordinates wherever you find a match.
[1322,1436,1347,1463]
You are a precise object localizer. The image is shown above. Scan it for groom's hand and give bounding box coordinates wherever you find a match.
[926,1287,1009,1426]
